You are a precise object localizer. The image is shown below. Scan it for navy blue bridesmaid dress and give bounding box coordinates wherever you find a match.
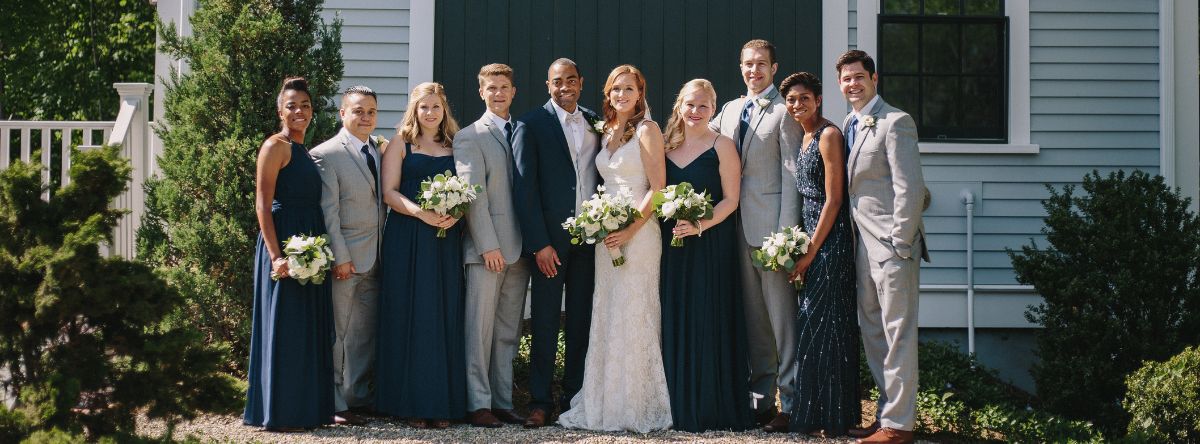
[789,122,860,435]
[244,140,336,429]
[374,143,467,420]
[659,144,755,432]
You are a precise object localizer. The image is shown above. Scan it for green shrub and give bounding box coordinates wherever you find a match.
[137,0,344,374]
[1009,170,1200,431]
[1124,346,1200,443]
[0,147,240,440]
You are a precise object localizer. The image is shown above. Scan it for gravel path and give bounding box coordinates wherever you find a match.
[139,414,942,443]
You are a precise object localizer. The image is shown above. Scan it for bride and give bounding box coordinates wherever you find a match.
[556,65,672,433]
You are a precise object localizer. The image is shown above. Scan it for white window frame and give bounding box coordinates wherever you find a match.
[856,0,1039,154]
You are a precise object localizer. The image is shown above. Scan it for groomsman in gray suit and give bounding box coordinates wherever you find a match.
[837,50,928,444]
[711,39,802,433]
[311,85,386,425]
[454,63,531,428]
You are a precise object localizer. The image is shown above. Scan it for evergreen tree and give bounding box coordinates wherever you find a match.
[1009,170,1200,432]
[137,0,343,372]
[0,146,240,441]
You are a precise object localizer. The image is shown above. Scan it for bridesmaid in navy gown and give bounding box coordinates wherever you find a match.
[781,72,860,437]
[244,77,336,431]
[658,79,754,432]
[375,82,466,429]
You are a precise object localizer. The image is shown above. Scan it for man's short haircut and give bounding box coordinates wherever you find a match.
[835,50,877,77]
[741,39,776,64]
[341,85,377,106]
[478,63,514,86]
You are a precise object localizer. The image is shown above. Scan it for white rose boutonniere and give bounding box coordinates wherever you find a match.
[590,119,606,135]
[755,97,771,109]
[371,134,389,151]
[862,115,877,129]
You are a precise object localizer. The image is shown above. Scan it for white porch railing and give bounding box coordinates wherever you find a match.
[0,82,155,258]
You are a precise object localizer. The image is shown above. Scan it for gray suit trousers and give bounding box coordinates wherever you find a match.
[465,258,531,411]
[332,262,379,412]
[738,237,798,413]
[856,234,921,431]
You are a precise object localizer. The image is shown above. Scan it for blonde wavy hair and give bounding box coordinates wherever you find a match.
[601,65,651,145]
[398,82,460,146]
[662,79,717,152]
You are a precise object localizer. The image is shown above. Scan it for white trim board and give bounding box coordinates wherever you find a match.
[822,0,849,121]
[407,0,436,92]
[1173,0,1200,214]
[855,0,1038,155]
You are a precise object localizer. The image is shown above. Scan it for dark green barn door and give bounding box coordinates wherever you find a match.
[435,0,822,124]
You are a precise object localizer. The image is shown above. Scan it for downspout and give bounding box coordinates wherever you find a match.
[961,189,976,355]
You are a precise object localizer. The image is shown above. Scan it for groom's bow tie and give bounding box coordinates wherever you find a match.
[566,114,584,125]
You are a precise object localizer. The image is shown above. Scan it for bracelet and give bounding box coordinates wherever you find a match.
[697,220,704,237]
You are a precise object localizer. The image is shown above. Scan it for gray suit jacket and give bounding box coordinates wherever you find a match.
[455,116,524,265]
[311,129,385,269]
[844,97,930,263]
[712,86,803,247]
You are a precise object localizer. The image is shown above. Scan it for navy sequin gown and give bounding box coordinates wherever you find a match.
[374,144,467,419]
[244,140,336,428]
[660,145,754,432]
[789,123,860,435]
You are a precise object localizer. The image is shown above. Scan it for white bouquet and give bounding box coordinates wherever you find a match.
[418,170,482,238]
[273,234,335,285]
[562,185,643,267]
[751,226,812,289]
[652,182,714,247]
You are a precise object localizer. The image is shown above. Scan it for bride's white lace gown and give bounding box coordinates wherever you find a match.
[557,123,673,433]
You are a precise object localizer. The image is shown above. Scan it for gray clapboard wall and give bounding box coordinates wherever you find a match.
[320,0,412,130]
[850,1,1160,288]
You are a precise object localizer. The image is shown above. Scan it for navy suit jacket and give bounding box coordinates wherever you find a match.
[513,101,602,256]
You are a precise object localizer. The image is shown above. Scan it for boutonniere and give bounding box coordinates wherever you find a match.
[754,97,771,109]
[371,134,389,151]
[862,115,877,129]
[590,118,606,135]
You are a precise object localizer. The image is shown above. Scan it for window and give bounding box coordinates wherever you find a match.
[878,0,1008,142]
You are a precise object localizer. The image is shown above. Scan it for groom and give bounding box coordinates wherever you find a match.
[455,63,531,428]
[311,85,386,425]
[837,50,928,444]
[711,39,802,432]
[512,58,601,428]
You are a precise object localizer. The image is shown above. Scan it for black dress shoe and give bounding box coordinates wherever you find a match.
[755,409,778,426]
[763,413,790,433]
[334,410,368,425]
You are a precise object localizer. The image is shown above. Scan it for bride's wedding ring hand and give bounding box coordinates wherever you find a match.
[603,228,633,250]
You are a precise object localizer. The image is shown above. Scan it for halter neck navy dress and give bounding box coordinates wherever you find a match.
[789,123,860,435]
[374,143,467,420]
[659,144,754,432]
[244,140,335,428]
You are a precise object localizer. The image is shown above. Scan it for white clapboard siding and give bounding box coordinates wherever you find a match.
[321,1,412,133]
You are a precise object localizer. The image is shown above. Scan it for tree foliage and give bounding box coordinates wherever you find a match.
[137,0,343,374]
[0,0,155,120]
[0,146,240,441]
[1009,170,1200,432]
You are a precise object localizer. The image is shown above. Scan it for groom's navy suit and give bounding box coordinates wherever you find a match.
[513,100,602,412]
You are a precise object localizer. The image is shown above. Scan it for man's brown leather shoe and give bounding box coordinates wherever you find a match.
[856,427,914,444]
[762,413,790,433]
[469,408,503,428]
[848,420,881,438]
[492,409,525,425]
[333,410,367,425]
[523,408,547,428]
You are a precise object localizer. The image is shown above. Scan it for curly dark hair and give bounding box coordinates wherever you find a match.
[779,72,822,97]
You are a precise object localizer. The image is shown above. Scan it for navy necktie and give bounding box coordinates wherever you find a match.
[361,144,378,184]
[736,100,754,154]
[504,121,514,146]
[845,116,859,156]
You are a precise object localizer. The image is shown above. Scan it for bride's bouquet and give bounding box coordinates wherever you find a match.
[273,234,335,285]
[418,170,482,238]
[652,182,714,247]
[751,226,812,289]
[562,185,643,267]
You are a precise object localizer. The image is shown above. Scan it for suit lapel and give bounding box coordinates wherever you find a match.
[740,89,779,167]
[480,118,515,182]
[544,101,577,164]
[338,131,378,196]
[846,98,885,181]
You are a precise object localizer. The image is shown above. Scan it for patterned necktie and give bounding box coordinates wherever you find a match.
[736,99,754,154]
[844,116,859,156]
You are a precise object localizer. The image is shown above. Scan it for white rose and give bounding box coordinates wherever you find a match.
[602,218,620,231]
[661,201,678,217]
[765,245,778,257]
